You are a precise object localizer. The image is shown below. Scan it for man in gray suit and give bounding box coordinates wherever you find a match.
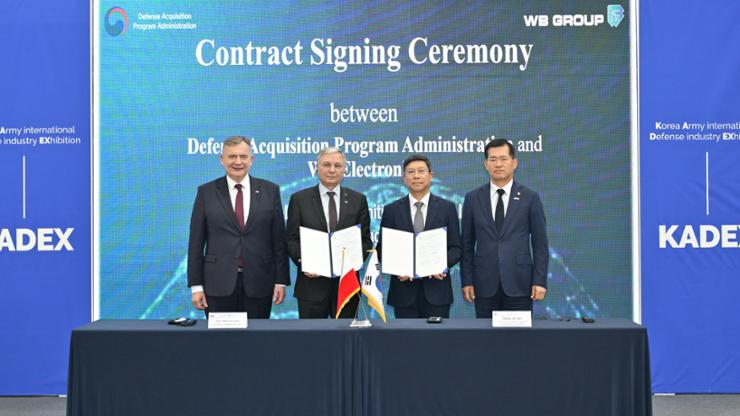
[188,136,289,318]
[461,139,549,317]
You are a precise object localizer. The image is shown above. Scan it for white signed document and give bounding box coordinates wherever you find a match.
[300,226,332,277]
[414,228,447,278]
[380,227,447,278]
[380,228,414,277]
[330,225,364,276]
[300,225,364,277]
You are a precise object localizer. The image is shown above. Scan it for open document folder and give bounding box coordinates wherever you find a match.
[380,227,447,279]
[300,225,364,277]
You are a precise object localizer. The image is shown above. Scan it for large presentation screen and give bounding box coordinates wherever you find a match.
[97,1,632,319]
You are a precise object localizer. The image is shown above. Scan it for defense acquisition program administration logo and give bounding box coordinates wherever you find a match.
[105,6,128,36]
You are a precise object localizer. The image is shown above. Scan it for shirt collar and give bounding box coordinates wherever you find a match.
[490,179,513,196]
[226,174,250,190]
[319,182,341,197]
[409,192,431,207]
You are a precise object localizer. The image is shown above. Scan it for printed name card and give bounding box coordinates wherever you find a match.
[491,311,532,328]
[208,312,248,329]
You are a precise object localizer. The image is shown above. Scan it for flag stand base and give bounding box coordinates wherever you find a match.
[350,319,372,328]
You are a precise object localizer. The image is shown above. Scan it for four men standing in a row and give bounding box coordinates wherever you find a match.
[188,136,549,319]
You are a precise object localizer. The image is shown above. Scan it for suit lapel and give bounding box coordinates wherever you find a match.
[312,186,329,232]
[477,183,498,235]
[243,176,261,232]
[500,181,522,236]
[399,196,414,232]
[424,194,442,231]
[337,188,351,230]
[216,177,242,232]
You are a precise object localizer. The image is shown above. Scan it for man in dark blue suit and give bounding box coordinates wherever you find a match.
[461,139,549,317]
[377,155,461,318]
[188,136,290,318]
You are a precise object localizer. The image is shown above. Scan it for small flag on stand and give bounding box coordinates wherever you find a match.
[361,250,387,323]
[336,249,360,319]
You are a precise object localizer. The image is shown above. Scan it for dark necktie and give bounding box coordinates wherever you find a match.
[235,184,245,268]
[495,188,505,232]
[327,191,338,232]
[413,201,425,233]
[235,184,245,231]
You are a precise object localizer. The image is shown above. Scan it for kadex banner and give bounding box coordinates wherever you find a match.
[0,1,91,394]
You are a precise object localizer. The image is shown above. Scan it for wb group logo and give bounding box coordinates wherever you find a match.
[105,6,128,36]
[607,5,625,28]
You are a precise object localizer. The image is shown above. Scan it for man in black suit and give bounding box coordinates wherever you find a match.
[461,139,549,317]
[286,147,372,319]
[188,136,290,318]
[376,155,461,318]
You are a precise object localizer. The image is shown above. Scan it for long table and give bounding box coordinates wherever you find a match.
[67,319,652,416]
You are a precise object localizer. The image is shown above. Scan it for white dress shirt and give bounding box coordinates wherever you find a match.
[318,183,341,232]
[226,174,251,227]
[490,179,513,221]
[408,192,431,229]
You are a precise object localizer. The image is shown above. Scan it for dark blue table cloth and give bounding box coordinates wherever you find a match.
[67,318,651,416]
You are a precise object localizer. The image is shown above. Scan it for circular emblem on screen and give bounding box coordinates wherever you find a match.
[105,7,128,37]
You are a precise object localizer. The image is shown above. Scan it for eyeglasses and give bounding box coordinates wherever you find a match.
[404,169,429,176]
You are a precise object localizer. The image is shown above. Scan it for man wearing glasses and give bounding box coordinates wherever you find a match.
[376,154,462,318]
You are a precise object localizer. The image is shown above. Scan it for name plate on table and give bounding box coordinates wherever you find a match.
[491,311,532,328]
[208,312,248,329]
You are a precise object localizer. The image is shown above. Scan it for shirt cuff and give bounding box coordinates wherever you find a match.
[275,284,286,288]
[191,285,204,294]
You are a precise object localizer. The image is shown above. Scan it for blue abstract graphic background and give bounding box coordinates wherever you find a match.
[98,0,632,320]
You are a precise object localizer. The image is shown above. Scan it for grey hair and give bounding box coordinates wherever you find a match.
[316,146,345,161]
[222,135,251,152]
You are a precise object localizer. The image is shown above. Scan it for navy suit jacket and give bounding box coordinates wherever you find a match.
[376,194,462,307]
[460,181,549,298]
[187,176,290,297]
[286,185,372,302]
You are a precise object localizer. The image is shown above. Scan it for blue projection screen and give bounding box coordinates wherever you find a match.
[96,1,633,320]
